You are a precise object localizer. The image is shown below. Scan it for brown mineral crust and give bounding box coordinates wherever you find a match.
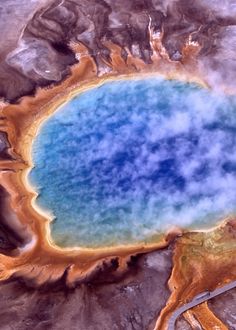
[182,310,204,330]
[1,0,236,102]
[208,288,236,330]
[0,0,56,102]
[0,34,233,330]
[0,29,233,290]
[0,248,173,330]
[154,220,236,330]
[0,131,13,160]
[0,37,209,286]
[0,39,205,166]
[0,2,236,329]
[181,289,236,329]
[176,316,192,330]
[0,185,28,255]
[184,302,228,330]
[0,165,171,288]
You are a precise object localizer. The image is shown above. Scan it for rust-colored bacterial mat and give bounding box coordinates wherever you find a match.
[0,1,236,329]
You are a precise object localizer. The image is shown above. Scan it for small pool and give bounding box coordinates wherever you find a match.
[30,78,236,247]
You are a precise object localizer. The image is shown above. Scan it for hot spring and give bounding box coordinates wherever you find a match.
[30,78,236,248]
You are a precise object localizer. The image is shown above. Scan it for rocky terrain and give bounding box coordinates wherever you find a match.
[1,0,236,102]
[0,0,236,329]
[0,249,173,330]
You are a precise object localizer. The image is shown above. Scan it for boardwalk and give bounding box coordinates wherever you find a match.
[167,280,236,330]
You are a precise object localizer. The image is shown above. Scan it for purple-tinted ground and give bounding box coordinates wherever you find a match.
[0,249,172,330]
[0,0,236,329]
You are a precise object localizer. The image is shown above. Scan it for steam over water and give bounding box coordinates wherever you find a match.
[30,78,236,247]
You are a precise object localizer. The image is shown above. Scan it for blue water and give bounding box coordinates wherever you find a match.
[30,78,236,247]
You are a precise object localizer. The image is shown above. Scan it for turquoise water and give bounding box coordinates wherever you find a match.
[30,78,236,248]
